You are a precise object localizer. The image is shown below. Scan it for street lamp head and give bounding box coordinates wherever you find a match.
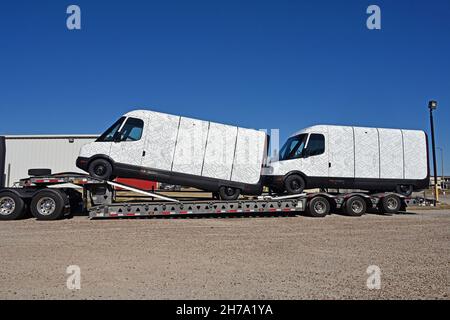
[428,100,438,110]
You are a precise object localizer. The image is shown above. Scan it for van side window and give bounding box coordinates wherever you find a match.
[117,118,144,142]
[304,134,325,156]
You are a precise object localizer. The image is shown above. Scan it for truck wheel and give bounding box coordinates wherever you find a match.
[218,186,241,201]
[344,196,367,217]
[396,185,413,197]
[307,196,330,217]
[88,159,113,180]
[380,194,402,214]
[284,175,305,194]
[0,192,26,220]
[30,189,67,220]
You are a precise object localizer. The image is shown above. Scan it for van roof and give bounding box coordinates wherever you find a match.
[291,125,425,137]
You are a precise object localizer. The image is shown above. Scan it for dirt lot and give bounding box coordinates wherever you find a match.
[0,209,449,300]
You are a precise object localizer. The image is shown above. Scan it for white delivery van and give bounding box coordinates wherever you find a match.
[76,110,268,200]
[262,125,429,196]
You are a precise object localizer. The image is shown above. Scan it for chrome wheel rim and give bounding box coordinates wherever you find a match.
[36,197,56,216]
[351,200,364,214]
[0,197,16,216]
[387,198,398,210]
[313,201,326,214]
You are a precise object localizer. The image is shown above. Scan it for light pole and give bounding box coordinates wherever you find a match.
[428,100,439,204]
[437,147,444,191]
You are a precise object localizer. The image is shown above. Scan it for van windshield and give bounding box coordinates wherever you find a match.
[96,117,125,142]
[279,134,308,160]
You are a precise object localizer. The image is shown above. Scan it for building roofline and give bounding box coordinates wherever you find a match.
[3,134,99,139]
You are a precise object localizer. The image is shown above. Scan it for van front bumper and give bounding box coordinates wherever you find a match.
[76,157,89,172]
[262,175,284,188]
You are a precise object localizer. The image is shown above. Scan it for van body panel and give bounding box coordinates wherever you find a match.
[402,130,428,180]
[354,127,379,179]
[378,128,404,179]
[231,128,266,184]
[172,117,209,176]
[328,126,354,178]
[202,123,238,181]
[79,141,112,159]
[142,111,180,171]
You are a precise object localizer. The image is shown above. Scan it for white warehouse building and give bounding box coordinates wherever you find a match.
[0,135,97,187]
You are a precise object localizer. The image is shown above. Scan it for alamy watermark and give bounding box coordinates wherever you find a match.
[367,5,381,30]
[366,265,381,290]
[66,265,81,290]
[66,5,81,30]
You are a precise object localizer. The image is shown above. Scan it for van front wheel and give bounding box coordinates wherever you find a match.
[218,186,241,201]
[396,185,413,197]
[284,175,306,194]
[88,159,113,181]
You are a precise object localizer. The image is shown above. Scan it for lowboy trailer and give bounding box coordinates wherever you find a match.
[0,171,409,221]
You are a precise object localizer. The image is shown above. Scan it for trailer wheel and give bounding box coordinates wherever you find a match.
[0,192,26,220]
[307,196,330,217]
[284,175,305,194]
[380,194,402,214]
[218,186,241,200]
[344,196,367,217]
[396,185,413,197]
[88,158,113,180]
[30,189,67,220]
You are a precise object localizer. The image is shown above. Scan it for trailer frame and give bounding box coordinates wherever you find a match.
[0,172,408,221]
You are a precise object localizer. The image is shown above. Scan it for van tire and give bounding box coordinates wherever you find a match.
[88,159,113,180]
[396,185,413,197]
[218,186,241,201]
[30,189,67,220]
[344,196,367,217]
[0,191,26,220]
[284,175,306,194]
[307,196,330,217]
[381,194,402,214]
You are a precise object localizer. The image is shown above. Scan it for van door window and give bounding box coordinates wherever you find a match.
[304,134,325,157]
[117,118,144,142]
[96,117,126,142]
[279,134,308,160]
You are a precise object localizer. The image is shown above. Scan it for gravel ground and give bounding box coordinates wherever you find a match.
[0,209,449,300]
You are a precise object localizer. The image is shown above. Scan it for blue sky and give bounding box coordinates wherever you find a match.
[0,0,449,173]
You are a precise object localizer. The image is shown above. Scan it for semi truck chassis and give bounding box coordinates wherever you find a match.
[0,173,408,221]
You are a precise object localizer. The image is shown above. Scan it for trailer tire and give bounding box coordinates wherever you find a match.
[0,191,26,220]
[344,196,367,217]
[30,189,67,220]
[88,159,113,180]
[396,185,413,197]
[307,196,330,217]
[380,194,402,214]
[284,175,305,194]
[218,186,241,201]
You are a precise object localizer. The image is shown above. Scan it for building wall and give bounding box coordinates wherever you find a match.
[4,135,97,187]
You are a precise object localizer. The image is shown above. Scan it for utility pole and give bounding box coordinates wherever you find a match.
[437,147,444,191]
[428,100,439,204]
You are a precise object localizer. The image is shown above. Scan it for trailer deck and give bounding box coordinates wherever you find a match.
[0,172,408,221]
